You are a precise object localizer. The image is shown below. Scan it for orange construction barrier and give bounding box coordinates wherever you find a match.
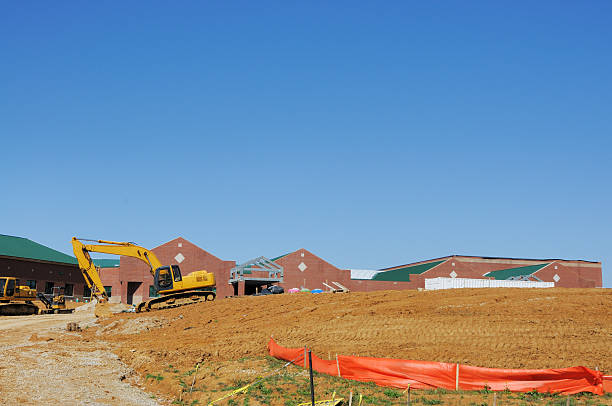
[268,338,605,395]
[458,364,603,394]
[338,354,457,390]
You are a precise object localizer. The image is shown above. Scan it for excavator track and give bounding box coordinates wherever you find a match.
[136,291,216,312]
[0,302,39,316]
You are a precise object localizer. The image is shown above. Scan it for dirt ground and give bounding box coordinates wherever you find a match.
[0,305,162,406]
[98,288,612,371]
[1,288,610,405]
[92,288,611,405]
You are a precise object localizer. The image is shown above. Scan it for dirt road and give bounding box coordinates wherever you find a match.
[0,308,160,406]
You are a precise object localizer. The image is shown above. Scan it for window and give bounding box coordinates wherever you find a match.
[6,279,15,296]
[171,265,182,282]
[64,284,74,296]
[83,285,91,298]
[156,266,173,290]
[149,285,160,298]
[45,282,54,295]
[26,280,36,289]
[0,279,5,296]
[104,286,112,297]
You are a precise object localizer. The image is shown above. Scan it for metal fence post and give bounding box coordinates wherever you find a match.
[308,350,315,406]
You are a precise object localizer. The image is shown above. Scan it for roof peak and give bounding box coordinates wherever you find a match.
[0,234,28,240]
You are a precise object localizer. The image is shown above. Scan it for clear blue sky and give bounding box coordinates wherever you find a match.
[1,1,610,287]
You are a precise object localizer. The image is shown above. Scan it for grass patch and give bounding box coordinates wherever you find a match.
[145,373,164,382]
[383,388,402,398]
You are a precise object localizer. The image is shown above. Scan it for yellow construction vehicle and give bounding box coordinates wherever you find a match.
[0,277,72,315]
[0,277,39,315]
[71,237,216,312]
[37,286,73,314]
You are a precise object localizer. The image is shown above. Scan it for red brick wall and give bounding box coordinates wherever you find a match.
[99,237,235,303]
[273,249,352,292]
[348,279,418,291]
[534,261,602,288]
[0,257,86,298]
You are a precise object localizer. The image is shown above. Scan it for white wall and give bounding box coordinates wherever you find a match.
[425,277,554,290]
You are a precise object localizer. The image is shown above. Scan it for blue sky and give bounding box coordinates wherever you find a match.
[1,1,610,287]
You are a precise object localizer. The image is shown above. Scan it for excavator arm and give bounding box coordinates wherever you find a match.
[71,237,164,302]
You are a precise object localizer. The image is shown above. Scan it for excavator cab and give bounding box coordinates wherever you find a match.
[154,265,183,292]
[2,278,16,298]
[0,277,8,299]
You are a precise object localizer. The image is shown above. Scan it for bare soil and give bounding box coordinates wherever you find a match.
[89,288,611,405]
[0,306,163,406]
[1,288,610,405]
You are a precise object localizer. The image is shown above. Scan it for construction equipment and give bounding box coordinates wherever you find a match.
[0,277,74,316]
[71,237,216,312]
[0,277,39,315]
[37,286,73,314]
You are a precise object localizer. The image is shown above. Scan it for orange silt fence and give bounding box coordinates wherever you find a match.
[268,338,605,395]
[338,355,457,390]
[457,364,603,395]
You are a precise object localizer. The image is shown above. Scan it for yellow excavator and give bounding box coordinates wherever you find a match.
[71,237,216,312]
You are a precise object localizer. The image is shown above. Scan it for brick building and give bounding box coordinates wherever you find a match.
[270,249,352,292]
[88,236,606,304]
[0,234,116,300]
[4,234,601,305]
[350,255,603,291]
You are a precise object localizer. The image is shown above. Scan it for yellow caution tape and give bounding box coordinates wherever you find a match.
[207,381,256,405]
[207,354,302,406]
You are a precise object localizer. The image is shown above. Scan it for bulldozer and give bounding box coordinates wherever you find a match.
[0,277,73,315]
[0,277,39,315]
[71,237,216,312]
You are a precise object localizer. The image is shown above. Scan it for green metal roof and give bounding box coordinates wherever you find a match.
[373,260,446,282]
[483,263,550,280]
[0,234,78,265]
[92,258,120,268]
[270,253,290,262]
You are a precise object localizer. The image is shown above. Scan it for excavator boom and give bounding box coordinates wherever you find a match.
[72,238,165,302]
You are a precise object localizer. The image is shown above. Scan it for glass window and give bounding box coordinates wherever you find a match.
[6,279,15,296]
[27,280,36,289]
[0,279,5,296]
[156,266,173,290]
[83,285,91,298]
[171,265,182,282]
[45,281,54,295]
[103,286,112,297]
[64,284,74,296]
